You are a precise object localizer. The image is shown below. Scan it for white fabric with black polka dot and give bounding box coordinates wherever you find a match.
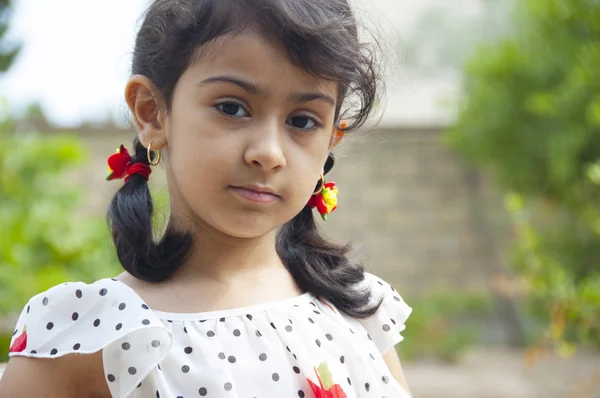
[8,273,412,397]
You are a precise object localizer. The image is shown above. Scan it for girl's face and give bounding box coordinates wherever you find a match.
[161,32,339,238]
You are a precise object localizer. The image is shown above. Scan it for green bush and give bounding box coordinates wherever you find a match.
[448,0,600,349]
[0,333,11,362]
[0,127,120,315]
[397,291,493,362]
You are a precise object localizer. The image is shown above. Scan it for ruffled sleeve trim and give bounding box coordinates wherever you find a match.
[8,278,173,398]
[358,273,412,354]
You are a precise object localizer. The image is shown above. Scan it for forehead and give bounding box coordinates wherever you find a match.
[186,32,339,98]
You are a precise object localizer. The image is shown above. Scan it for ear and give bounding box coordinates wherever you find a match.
[124,75,167,150]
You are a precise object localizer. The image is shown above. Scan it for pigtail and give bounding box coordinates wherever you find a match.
[106,137,193,281]
[276,154,381,318]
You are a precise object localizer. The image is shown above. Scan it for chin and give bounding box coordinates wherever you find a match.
[207,213,284,240]
[190,201,304,239]
[219,223,278,240]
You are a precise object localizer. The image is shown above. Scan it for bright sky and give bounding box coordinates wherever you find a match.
[0,0,455,127]
[1,0,149,126]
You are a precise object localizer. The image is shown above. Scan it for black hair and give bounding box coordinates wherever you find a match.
[107,0,382,318]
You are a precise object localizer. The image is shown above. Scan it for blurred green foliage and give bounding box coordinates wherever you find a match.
[0,0,20,73]
[397,291,493,362]
[448,0,600,349]
[0,117,120,314]
[0,110,121,360]
[0,333,11,362]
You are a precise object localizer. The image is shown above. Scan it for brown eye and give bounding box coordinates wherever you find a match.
[287,115,318,130]
[216,102,248,117]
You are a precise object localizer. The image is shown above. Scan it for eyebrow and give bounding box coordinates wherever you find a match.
[198,75,336,107]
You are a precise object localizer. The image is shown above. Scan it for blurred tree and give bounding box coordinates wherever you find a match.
[0,104,121,360]
[0,132,121,316]
[0,106,120,317]
[0,0,20,72]
[400,0,527,347]
[448,0,600,350]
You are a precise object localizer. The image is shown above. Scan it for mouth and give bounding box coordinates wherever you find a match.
[229,185,281,204]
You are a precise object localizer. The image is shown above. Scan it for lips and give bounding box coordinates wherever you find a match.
[230,185,280,203]
[235,185,279,196]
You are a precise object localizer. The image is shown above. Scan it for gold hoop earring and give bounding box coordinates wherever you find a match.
[312,173,325,195]
[147,141,161,166]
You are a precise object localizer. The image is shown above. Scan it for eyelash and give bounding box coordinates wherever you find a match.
[215,99,247,115]
[214,100,323,131]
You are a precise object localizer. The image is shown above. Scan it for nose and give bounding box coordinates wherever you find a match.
[243,122,287,171]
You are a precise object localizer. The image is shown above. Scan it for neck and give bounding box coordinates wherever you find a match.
[169,220,286,284]
[155,186,301,298]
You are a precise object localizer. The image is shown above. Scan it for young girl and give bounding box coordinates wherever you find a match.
[1,0,412,397]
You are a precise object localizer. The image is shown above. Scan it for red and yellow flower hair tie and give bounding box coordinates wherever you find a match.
[106,144,152,183]
[307,175,338,221]
[306,120,346,220]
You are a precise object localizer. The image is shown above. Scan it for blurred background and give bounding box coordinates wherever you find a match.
[1,0,599,396]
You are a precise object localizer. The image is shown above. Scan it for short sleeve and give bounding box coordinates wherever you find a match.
[8,278,173,398]
[358,272,412,355]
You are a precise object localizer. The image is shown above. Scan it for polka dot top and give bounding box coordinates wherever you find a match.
[9,272,412,398]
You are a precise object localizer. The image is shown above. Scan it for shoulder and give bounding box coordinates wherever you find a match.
[356,272,413,354]
[6,278,172,398]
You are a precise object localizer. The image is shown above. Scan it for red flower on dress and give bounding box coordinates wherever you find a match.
[307,362,347,398]
[9,326,27,353]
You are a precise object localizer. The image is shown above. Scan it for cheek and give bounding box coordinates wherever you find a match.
[164,126,228,203]
[168,141,229,198]
[292,153,328,198]
[167,97,228,169]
